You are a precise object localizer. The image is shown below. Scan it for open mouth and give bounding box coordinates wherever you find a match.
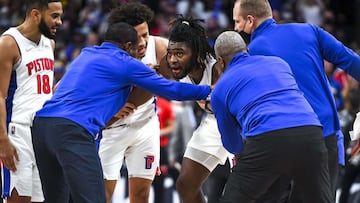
[137,47,146,55]
[171,67,181,76]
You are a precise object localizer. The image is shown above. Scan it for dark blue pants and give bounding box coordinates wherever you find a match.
[31,117,105,203]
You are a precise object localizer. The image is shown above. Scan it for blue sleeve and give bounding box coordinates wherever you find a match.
[126,60,210,101]
[315,26,360,81]
[337,130,345,166]
[211,92,244,154]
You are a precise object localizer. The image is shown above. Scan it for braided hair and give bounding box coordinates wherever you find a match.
[168,15,215,70]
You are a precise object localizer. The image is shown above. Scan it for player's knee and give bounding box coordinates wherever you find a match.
[176,176,191,195]
[131,186,150,201]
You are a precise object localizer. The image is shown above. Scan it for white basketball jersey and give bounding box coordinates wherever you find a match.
[181,55,219,126]
[141,35,157,66]
[180,55,216,86]
[4,28,54,126]
[111,35,157,126]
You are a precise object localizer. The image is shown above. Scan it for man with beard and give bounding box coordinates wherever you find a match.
[0,0,63,203]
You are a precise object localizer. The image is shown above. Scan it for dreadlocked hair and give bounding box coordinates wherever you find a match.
[168,15,215,70]
[108,2,154,26]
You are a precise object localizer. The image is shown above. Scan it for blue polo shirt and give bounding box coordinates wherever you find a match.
[248,19,360,164]
[35,42,210,136]
[249,19,360,137]
[211,53,321,154]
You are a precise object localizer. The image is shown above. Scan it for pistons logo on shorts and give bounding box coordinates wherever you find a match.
[144,155,155,169]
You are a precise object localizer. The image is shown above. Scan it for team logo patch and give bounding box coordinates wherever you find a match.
[144,155,155,169]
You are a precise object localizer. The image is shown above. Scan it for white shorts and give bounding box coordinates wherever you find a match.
[1,122,44,202]
[184,114,231,171]
[99,114,160,180]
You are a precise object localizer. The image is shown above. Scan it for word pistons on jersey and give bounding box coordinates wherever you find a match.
[25,58,54,94]
[26,58,54,76]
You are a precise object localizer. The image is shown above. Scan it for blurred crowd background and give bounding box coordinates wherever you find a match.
[2,0,360,202]
[1,0,360,71]
[1,0,360,91]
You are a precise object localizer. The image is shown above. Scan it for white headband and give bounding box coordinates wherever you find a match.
[182,21,189,25]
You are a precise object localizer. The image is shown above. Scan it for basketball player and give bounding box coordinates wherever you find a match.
[0,0,62,202]
[164,15,232,203]
[98,2,169,203]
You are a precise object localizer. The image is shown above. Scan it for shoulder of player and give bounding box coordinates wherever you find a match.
[153,35,168,46]
[154,36,169,63]
[50,39,56,51]
[0,35,18,97]
[0,35,18,50]
[0,35,20,64]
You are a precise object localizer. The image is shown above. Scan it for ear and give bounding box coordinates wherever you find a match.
[212,61,223,84]
[247,15,255,26]
[123,41,132,51]
[216,56,226,72]
[30,8,42,24]
[123,42,139,58]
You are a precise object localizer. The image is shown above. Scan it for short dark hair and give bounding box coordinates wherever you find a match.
[25,0,60,14]
[108,2,154,26]
[168,15,215,70]
[104,22,138,45]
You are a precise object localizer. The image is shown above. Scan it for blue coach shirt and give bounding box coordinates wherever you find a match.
[249,19,360,164]
[249,19,360,138]
[211,53,321,154]
[35,42,210,136]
